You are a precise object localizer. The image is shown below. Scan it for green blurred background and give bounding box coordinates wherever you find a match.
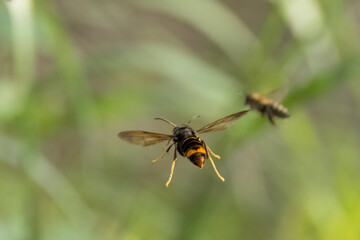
[1,0,360,239]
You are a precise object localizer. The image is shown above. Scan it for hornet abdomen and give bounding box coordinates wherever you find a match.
[178,137,207,168]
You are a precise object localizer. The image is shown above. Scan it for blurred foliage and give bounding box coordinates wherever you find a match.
[1,0,360,239]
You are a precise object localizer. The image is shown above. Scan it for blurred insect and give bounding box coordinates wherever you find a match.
[245,92,289,125]
[118,110,249,187]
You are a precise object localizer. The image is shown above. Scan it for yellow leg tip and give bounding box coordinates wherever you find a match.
[207,146,221,159]
[207,151,225,183]
[165,157,177,188]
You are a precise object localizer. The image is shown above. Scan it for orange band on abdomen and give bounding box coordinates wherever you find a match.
[185,147,206,159]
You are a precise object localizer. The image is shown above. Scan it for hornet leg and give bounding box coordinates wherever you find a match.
[152,142,174,163]
[207,145,221,159]
[206,146,225,182]
[266,106,276,126]
[165,147,178,187]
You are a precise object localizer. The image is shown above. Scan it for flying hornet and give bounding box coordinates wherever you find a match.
[245,92,289,125]
[118,110,249,187]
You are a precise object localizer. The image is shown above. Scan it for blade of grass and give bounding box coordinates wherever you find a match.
[126,42,243,111]
[2,0,35,121]
[134,0,256,67]
[35,0,102,172]
[277,0,340,72]
[0,136,96,239]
